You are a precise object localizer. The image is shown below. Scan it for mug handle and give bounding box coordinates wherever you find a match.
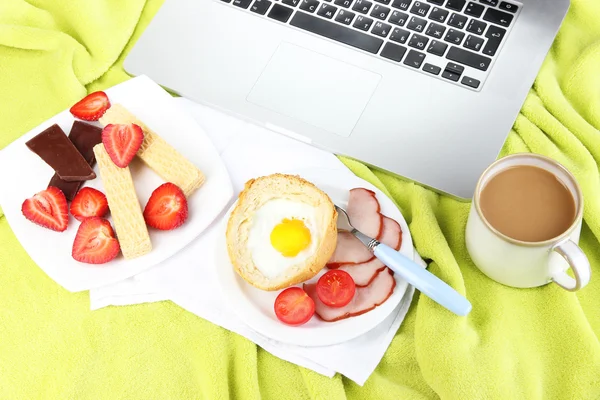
[549,240,591,291]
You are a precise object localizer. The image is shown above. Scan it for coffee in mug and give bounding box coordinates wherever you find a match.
[479,165,576,243]
[466,154,591,291]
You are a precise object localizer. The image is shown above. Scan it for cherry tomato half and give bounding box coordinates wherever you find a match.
[316,270,356,308]
[274,287,315,326]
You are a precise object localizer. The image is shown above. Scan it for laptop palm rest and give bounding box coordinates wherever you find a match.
[247,42,381,138]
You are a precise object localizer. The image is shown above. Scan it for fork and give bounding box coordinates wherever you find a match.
[335,205,472,316]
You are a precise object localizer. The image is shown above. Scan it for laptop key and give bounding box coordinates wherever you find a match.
[445,61,464,74]
[372,21,392,37]
[318,3,338,18]
[290,12,384,53]
[251,0,273,14]
[334,0,353,8]
[371,4,391,19]
[282,0,301,6]
[461,76,480,88]
[478,0,497,6]
[466,19,486,35]
[499,1,517,13]
[446,45,491,70]
[444,28,465,45]
[300,0,320,12]
[445,0,465,11]
[403,49,426,68]
[464,34,484,51]
[268,4,294,21]
[389,11,409,26]
[406,16,427,32]
[482,39,501,56]
[482,24,505,55]
[442,70,460,81]
[427,0,444,5]
[380,42,408,62]
[483,8,513,27]
[425,22,446,38]
[428,7,449,22]
[485,24,506,40]
[320,3,340,17]
[353,0,373,13]
[422,63,441,75]
[427,39,447,55]
[354,15,375,30]
[390,27,411,43]
[336,9,356,24]
[233,0,253,9]
[375,0,391,5]
[408,33,429,50]
[464,2,484,17]
[391,0,411,11]
[447,13,467,28]
[409,1,430,17]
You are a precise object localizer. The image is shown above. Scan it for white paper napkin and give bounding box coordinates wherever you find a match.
[89,98,425,385]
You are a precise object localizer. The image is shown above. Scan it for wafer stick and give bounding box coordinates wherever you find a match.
[99,105,205,197]
[93,144,152,260]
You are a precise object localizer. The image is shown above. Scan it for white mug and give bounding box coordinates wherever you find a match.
[466,154,591,291]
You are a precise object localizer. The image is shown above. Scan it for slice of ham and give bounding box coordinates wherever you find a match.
[327,188,383,267]
[304,268,396,322]
[327,232,373,267]
[338,258,387,287]
[347,188,383,239]
[378,216,402,250]
[337,216,402,286]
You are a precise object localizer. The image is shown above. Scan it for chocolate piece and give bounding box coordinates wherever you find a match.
[47,121,103,200]
[26,124,96,182]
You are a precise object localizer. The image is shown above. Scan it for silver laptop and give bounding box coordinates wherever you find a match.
[124,0,569,199]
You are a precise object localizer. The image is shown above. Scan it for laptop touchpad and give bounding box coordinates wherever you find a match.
[247,43,381,138]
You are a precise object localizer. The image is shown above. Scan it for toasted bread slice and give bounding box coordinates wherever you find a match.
[226,174,338,291]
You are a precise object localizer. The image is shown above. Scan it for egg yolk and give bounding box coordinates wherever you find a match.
[270,219,311,257]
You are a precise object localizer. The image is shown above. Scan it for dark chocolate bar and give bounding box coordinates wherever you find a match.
[47,121,103,200]
[26,123,96,182]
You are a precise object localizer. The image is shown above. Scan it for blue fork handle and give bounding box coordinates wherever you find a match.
[373,243,472,316]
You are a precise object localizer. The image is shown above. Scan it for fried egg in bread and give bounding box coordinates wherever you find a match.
[226,174,338,291]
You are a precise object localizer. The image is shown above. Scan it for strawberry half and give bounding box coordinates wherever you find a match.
[143,183,188,230]
[22,186,69,232]
[102,123,144,168]
[69,91,111,121]
[70,187,109,221]
[72,217,120,264]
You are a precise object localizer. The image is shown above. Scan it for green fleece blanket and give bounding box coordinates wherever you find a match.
[1,0,599,399]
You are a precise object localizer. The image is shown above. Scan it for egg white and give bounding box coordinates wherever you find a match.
[247,199,320,279]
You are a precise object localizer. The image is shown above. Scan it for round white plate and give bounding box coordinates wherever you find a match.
[0,76,233,292]
[214,168,413,347]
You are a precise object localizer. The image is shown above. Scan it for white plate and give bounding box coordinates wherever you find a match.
[0,76,233,292]
[215,168,413,347]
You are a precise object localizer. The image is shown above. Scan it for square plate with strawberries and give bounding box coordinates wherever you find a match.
[0,76,234,292]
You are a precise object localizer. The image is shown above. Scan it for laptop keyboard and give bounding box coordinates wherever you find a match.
[221,0,522,91]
